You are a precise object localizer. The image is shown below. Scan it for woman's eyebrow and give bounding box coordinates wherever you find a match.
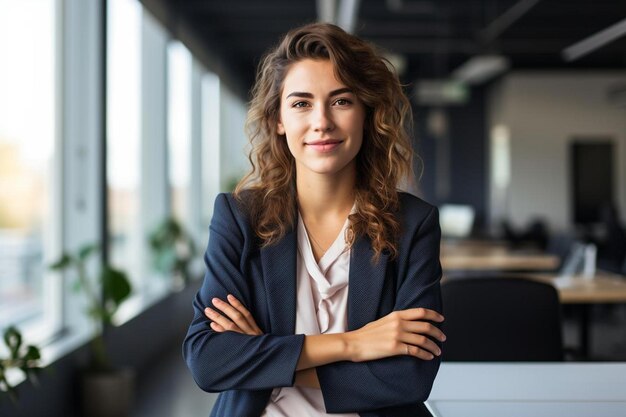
[285,87,353,99]
[329,87,353,97]
[286,91,313,99]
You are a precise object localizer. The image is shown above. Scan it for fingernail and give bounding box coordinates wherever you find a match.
[212,298,220,304]
[227,294,234,300]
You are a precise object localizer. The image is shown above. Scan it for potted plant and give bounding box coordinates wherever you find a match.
[0,326,42,406]
[148,217,197,289]
[50,243,133,417]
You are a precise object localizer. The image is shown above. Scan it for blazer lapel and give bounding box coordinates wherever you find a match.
[347,234,388,330]
[261,228,298,335]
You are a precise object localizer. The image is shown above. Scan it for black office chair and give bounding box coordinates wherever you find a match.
[441,277,564,361]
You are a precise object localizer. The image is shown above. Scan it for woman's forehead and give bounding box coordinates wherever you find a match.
[281,59,349,97]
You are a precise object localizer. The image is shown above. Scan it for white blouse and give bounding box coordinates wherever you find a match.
[261,213,359,417]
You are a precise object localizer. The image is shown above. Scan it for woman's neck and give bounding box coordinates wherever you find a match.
[296,165,356,223]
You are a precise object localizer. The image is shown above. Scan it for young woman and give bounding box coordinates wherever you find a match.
[183,22,445,417]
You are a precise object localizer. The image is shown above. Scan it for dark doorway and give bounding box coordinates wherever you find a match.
[570,140,614,225]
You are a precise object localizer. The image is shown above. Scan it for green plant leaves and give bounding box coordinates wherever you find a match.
[49,254,73,270]
[148,217,197,284]
[3,327,21,359]
[46,243,133,370]
[102,266,131,310]
[24,346,41,363]
[78,243,99,261]
[1,327,42,403]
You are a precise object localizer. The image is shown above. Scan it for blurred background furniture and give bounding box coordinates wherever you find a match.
[500,218,550,251]
[441,276,564,361]
[528,270,626,359]
[441,239,559,273]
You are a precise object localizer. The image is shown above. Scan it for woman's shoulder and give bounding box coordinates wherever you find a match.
[396,191,438,225]
[212,192,256,233]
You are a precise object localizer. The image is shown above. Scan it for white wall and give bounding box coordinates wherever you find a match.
[488,72,626,232]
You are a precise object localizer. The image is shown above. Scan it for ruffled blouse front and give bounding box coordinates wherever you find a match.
[261,212,358,417]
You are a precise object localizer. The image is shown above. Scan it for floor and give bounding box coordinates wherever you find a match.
[133,305,626,417]
[132,347,217,417]
[562,304,626,361]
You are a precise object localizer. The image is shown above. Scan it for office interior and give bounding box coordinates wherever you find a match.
[0,0,625,416]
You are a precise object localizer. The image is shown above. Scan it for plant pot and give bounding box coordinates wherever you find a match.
[81,367,135,417]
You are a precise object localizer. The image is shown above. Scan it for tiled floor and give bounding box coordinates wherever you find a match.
[133,306,626,417]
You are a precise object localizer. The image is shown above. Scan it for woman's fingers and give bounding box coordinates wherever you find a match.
[210,321,227,332]
[226,294,263,335]
[401,333,442,358]
[205,295,263,336]
[204,306,243,333]
[398,311,445,358]
[397,308,444,323]
[348,307,446,362]
[210,297,254,334]
[406,344,437,360]
[403,320,446,343]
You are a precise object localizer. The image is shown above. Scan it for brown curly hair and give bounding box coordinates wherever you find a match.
[234,22,414,261]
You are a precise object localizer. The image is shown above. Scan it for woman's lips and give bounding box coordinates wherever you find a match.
[305,139,343,153]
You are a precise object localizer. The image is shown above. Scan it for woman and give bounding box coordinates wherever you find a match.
[183,22,445,417]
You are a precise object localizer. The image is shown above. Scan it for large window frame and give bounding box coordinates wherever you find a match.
[1,0,250,387]
[0,0,64,351]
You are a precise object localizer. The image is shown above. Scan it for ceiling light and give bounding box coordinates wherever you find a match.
[415,80,468,106]
[452,55,510,85]
[562,18,626,62]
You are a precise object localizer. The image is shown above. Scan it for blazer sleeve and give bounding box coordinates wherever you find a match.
[315,206,443,413]
[182,193,305,393]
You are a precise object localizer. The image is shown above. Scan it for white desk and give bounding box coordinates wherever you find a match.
[426,363,626,417]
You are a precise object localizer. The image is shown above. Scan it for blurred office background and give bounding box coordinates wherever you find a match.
[0,0,625,416]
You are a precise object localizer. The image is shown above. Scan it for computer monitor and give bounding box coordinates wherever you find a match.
[439,204,475,239]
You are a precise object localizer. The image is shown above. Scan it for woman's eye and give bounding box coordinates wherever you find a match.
[334,98,351,106]
[292,101,309,108]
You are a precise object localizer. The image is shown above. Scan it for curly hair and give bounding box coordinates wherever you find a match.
[234,22,414,261]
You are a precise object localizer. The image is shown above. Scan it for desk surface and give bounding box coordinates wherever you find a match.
[529,271,626,304]
[441,271,626,304]
[427,363,626,417]
[441,240,560,271]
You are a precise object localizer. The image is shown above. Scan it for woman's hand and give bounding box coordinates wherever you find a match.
[345,308,446,362]
[206,296,320,389]
[204,294,263,335]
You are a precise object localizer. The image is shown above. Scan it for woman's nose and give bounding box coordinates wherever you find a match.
[311,105,334,132]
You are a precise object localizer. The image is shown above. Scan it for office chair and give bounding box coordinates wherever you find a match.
[441,277,564,361]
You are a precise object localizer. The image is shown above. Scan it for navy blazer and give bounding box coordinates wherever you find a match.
[183,192,443,417]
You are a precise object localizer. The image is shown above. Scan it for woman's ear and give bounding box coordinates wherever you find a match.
[277,120,285,135]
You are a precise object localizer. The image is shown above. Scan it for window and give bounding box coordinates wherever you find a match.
[107,0,143,292]
[201,72,221,227]
[167,41,193,226]
[0,0,60,337]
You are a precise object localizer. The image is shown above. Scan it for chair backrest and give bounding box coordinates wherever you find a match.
[441,277,564,361]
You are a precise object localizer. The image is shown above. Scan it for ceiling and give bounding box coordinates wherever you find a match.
[161,0,626,92]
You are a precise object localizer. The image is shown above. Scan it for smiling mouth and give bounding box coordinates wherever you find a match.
[306,139,343,146]
[305,139,344,153]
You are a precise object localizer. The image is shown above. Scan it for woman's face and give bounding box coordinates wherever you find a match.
[277,59,365,180]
